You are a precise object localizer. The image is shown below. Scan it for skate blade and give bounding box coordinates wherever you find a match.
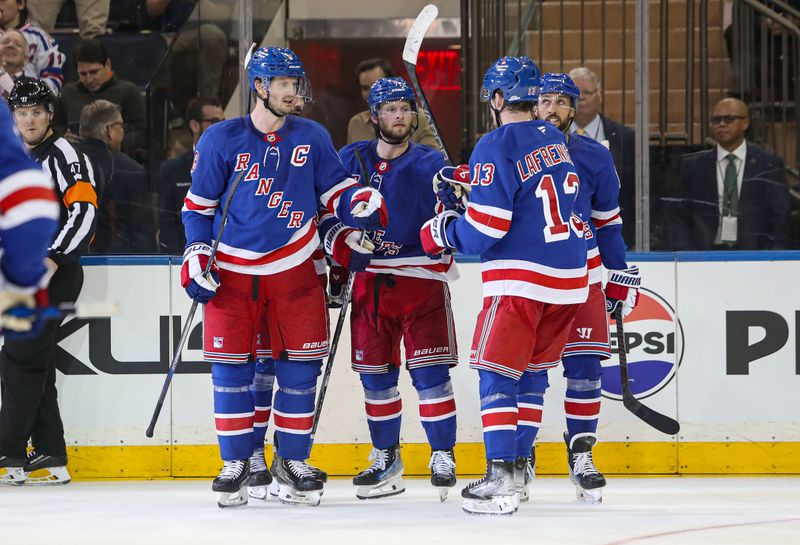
[23,467,71,486]
[462,495,518,516]
[277,484,321,507]
[576,486,603,504]
[248,485,269,501]
[438,487,449,502]
[0,467,26,486]
[516,487,530,503]
[355,477,405,500]
[216,489,248,508]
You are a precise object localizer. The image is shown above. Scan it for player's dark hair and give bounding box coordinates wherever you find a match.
[185,96,222,124]
[355,58,395,81]
[73,38,109,65]
[505,101,534,114]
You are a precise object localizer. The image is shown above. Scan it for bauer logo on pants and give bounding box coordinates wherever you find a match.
[601,288,684,400]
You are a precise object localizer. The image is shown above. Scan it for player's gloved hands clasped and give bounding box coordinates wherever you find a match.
[349,187,389,230]
[605,266,641,318]
[433,165,470,211]
[329,226,374,273]
[420,210,459,258]
[0,280,49,340]
[327,265,348,308]
[181,242,220,304]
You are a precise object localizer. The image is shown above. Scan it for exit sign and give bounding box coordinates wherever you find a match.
[416,49,462,91]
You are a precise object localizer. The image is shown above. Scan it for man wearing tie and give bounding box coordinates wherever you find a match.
[672,97,790,250]
[568,67,636,248]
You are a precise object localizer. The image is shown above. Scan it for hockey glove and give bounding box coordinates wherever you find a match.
[0,281,49,340]
[605,266,641,318]
[420,210,460,258]
[181,242,220,304]
[325,222,374,273]
[327,265,348,308]
[349,187,389,230]
[433,165,471,210]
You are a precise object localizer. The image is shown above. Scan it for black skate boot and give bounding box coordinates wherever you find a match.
[353,445,404,500]
[461,460,519,515]
[0,455,26,486]
[429,449,456,501]
[564,432,606,504]
[212,459,250,508]
[23,451,70,485]
[247,448,272,500]
[271,455,324,506]
[513,446,536,503]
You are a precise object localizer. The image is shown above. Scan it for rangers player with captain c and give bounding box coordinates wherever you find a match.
[182,47,388,508]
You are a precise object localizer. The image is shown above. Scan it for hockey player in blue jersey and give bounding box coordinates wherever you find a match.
[533,72,640,503]
[421,57,588,515]
[320,77,459,501]
[0,99,60,484]
[181,47,389,508]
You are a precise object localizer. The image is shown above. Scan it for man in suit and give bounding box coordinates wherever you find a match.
[673,97,790,250]
[568,67,636,248]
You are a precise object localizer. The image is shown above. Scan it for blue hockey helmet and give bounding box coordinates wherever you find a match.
[539,72,581,109]
[247,47,312,101]
[368,77,418,117]
[480,56,541,104]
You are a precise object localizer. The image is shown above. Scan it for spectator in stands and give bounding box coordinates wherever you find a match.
[144,0,230,118]
[347,57,438,147]
[568,66,636,248]
[156,96,223,254]
[0,28,35,96]
[77,99,153,253]
[26,0,109,39]
[52,38,145,157]
[672,97,790,250]
[0,0,64,94]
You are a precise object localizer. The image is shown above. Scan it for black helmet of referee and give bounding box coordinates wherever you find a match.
[8,78,56,113]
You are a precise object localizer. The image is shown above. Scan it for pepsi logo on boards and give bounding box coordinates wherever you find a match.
[601,288,684,400]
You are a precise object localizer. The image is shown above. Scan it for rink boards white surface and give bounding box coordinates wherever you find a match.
[3,477,800,545]
[4,253,800,476]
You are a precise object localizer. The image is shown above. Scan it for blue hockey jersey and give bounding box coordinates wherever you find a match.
[183,114,361,275]
[0,100,59,290]
[567,133,627,284]
[333,140,457,282]
[445,120,588,304]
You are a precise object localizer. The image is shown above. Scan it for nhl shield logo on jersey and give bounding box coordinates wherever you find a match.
[601,288,684,400]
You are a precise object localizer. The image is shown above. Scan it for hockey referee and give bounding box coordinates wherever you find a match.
[0,78,97,486]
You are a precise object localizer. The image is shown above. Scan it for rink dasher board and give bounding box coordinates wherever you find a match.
[3,252,797,477]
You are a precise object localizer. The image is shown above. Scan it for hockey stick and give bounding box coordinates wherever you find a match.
[403,4,452,166]
[145,168,247,438]
[614,308,680,435]
[308,151,371,451]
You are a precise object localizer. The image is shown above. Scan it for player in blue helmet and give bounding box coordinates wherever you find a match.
[533,72,640,504]
[480,56,541,127]
[247,47,313,118]
[367,76,419,144]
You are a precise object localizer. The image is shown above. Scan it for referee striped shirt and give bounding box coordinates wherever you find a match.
[31,134,98,264]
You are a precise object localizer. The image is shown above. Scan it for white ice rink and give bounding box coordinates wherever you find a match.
[2,477,799,544]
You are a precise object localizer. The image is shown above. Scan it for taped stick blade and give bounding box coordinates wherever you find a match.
[403,4,439,65]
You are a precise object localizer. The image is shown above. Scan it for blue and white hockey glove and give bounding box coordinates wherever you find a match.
[420,210,459,258]
[0,280,49,340]
[605,266,641,318]
[349,187,389,230]
[324,223,374,273]
[181,242,220,304]
[433,165,471,210]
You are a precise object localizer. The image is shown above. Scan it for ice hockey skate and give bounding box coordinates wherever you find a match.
[353,445,404,500]
[429,449,456,501]
[212,459,250,508]
[565,432,606,504]
[23,451,71,485]
[513,447,536,502]
[461,460,519,515]
[271,455,323,506]
[267,461,327,498]
[247,448,272,500]
[0,455,26,485]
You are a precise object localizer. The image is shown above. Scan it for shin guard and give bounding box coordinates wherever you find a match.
[410,365,456,450]
[273,360,321,460]
[516,370,549,458]
[478,370,517,461]
[212,362,256,461]
[250,357,275,449]
[360,368,402,450]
